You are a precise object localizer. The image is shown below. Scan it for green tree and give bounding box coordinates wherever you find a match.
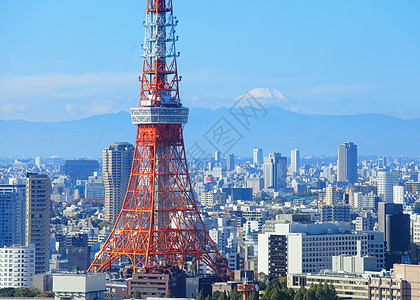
[217,292,227,300]
[166,289,174,298]
[131,290,141,299]
[248,292,258,300]
[205,295,211,300]
[197,290,205,300]
[270,287,280,300]
[35,291,54,298]
[323,283,338,300]
[302,284,316,300]
[228,289,242,300]
[190,291,195,299]
[14,288,40,298]
[284,287,295,300]
[0,288,15,297]
[315,283,324,299]
[294,286,307,300]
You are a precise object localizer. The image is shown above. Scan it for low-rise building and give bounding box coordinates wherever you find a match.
[53,273,106,300]
[288,271,370,300]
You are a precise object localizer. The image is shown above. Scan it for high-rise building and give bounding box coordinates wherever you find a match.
[63,159,100,185]
[25,173,51,274]
[378,203,410,269]
[215,151,221,163]
[337,142,357,184]
[35,157,42,169]
[258,233,287,279]
[324,185,337,205]
[226,154,235,171]
[377,171,399,203]
[263,153,287,191]
[0,245,35,288]
[290,149,300,174]
[378,157,387,169]
[393,185,404,205]
[103,143,134,222]
[253,148,263,165]
[0,181,26,247]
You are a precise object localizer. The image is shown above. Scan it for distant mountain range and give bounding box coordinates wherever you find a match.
[1,105,419,158]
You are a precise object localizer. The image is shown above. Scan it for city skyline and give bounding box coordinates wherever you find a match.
[1,1,420,122]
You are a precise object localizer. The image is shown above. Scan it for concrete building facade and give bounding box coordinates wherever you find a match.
[103,142,134,222]
[0,245,35,288]
[25,173,51,274]
[0,183,26,247]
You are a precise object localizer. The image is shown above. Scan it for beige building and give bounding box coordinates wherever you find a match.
[53,273,106,300]
[368,264,420,299]
[103,143,134,222]
[25,173,51,274]
[288,272,369,299]
[324,185,337,205]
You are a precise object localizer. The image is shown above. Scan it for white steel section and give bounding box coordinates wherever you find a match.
[131,107,189,124]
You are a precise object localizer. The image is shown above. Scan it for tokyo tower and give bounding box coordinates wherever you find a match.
[88,0,232,280]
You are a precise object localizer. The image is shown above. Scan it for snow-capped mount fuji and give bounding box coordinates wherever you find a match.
[238,88,305,114]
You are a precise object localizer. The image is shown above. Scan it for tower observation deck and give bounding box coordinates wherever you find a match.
[88,0,232,281]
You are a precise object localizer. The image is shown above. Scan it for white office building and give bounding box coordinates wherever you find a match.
[393,185,405,205]
[0,245,35,288]
[290,149,300,174]
[253,148,263,165]
[272,223,385,274]
[377,171,399,203]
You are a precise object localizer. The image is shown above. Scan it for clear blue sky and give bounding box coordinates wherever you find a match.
[1,0,419,121]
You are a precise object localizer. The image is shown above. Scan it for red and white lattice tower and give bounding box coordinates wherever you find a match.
[88,0,232,280]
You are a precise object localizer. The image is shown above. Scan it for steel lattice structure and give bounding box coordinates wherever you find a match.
[88,0,232,280]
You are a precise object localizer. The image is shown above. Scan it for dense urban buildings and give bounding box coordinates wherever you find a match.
[1,145,420,299]
[102,142,134,222]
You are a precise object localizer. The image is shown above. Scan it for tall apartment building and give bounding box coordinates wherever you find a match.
[25,173,51,274]
[290,149,300,174]
[0,182,26,247]
[253,148,263,165]
[0,245,35,288]
[103,143,134,222]
[226,154,235,171]
[263,153,287,191]
[214,151,221,164]
[324,185,337,205]
[337,142,357,184]
[257,233,287,279]
[377,171,399,203]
